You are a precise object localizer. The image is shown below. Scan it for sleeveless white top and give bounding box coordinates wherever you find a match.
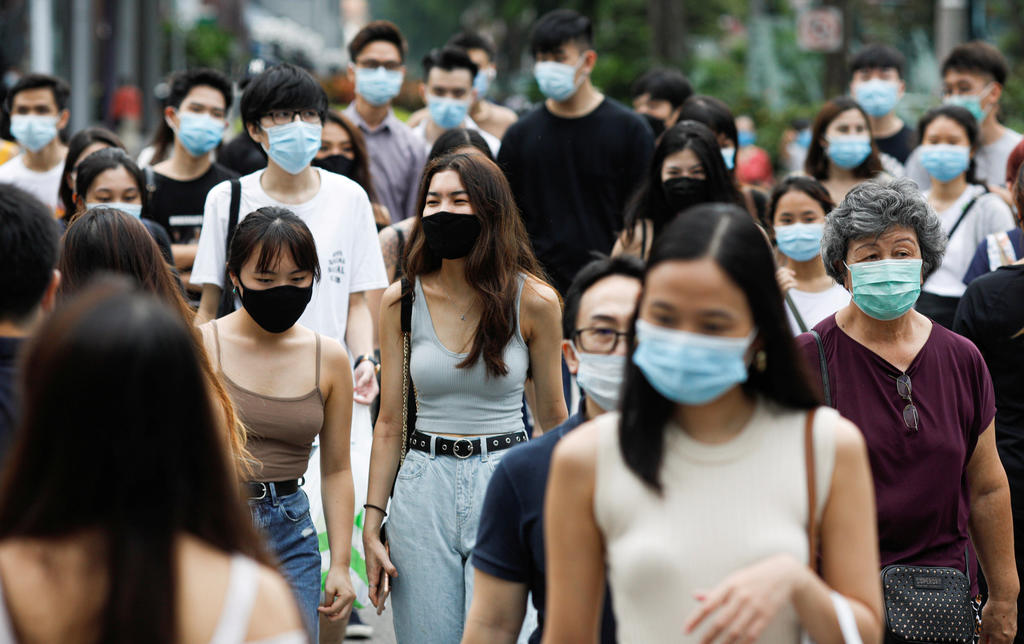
[0,554,307,644]
[594,401,838,643]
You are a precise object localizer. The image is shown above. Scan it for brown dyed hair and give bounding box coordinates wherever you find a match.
[804,96,884,181]
[0,279,271,644]
[58,208,250,475]
[403,153,550,377]
[324,110,380,205]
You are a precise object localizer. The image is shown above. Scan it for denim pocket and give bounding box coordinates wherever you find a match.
[397,449,427,481]
[280,489,311,523]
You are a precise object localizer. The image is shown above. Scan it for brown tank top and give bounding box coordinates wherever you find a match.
[213,322,325,481]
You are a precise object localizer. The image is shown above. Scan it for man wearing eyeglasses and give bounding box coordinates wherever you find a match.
[343,21,428,222]
[464,255,643,644]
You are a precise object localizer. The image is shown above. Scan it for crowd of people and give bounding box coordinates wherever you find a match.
[0,6,1022,644]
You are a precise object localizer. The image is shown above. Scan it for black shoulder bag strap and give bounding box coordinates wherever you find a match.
[810,330,832,407]
[395,227,407,282]
[215,178,242,318]
[947,186,989,241]
[785,292,809,334]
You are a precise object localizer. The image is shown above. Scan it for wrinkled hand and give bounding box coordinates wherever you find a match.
[685,554,805,644]
[353,361,379,405]
[776,267,797,294]
[318,565,356,622]
[980,598,1017,644]
[363,530,397,615]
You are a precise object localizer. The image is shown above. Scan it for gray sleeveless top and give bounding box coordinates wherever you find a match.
[410,274,529,435]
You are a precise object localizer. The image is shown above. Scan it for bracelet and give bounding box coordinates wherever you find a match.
[363,503,388,516]
[354,354,380,370]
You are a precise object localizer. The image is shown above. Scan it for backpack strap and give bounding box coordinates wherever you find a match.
[216,178,242,318]
[947,185,989,241]
[785,291,809,334]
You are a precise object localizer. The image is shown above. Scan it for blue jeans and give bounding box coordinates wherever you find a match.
[388,437,511,643]
[250,486,321,641]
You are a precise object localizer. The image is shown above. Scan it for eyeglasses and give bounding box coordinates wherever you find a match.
[895,373,919,433]
[354,59,402,71]
[573,327,629,354]
[263,109,322,126]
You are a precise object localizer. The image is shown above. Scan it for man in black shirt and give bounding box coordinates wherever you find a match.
[0,185,60,466]
[849,44,915,164]
[148,68,238,294]
[498,9,654,295]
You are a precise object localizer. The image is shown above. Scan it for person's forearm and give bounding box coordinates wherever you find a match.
[364,421,403,534]
[346,293,375,357]
[172,243,198,271]
[321,467,355,568]
[970,484,1019,599]
[365,288,384,350]
[462,620,520,644]
[792,565,883,644]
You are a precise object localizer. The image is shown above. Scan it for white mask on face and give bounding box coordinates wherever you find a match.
[571,342,627,412]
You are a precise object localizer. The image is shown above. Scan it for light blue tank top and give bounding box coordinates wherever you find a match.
[410,274,529,435]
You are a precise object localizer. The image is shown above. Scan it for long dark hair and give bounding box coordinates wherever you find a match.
[623,120,743,246]
[618,203,822,491]
[324,110,380,204]
[227,207,322,282]
[72,147,150,222]
[403,152,548,377]
[916,105,983,186]
[0,280,270,644]
[804,96,884,181]
[59,127,124,220]
[58,208,250,476]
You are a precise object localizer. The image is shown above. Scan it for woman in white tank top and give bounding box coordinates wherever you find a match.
[543,204,884,643]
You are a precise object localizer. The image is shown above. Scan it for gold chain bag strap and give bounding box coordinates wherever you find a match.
[399,278,415,467]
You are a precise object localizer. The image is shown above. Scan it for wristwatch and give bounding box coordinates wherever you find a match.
[354,353,380,374]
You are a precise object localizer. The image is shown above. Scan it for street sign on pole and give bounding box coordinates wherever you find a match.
[797,8,844,53]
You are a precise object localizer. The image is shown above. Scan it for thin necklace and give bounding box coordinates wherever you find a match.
[437,276,475,321]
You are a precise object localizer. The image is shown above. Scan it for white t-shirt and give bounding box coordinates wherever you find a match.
[784,283,850,335]
[0,154,64,215]
[191,169,388,342]
[411,116,501,158]
[923,183,1015,297]
[907,127,1024,189]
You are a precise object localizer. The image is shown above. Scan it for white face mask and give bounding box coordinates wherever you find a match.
[571,342,627,413]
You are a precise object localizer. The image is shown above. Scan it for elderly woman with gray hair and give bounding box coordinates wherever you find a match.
[797,178,1018,644]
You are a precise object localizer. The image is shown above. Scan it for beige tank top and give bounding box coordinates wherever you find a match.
[593,400,838,643]
[213,322,325,481]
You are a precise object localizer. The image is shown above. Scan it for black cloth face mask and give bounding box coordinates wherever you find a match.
[662,177,710,213]
[421,211,482,260]
[238,280,313,333]
[312,154,356,178]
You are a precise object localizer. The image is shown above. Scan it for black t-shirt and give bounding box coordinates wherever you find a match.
[0,336,22,468]
[473,412,617,644]
[875,124,915,164]
[149,163,238,243]
[218,133,267,177]
[953,264,1024,510]
[498,98,654,294]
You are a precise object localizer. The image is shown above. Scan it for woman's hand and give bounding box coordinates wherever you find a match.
[980,597,1017,644]
[776,267,797,295]
[685,553,809,644]
[363,529,397,615]
[353,360,379,404]
[318,565,356,623]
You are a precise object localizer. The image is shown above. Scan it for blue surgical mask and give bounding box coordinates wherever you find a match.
[826,135,872,169]
[571,343,626,412]
[776,222,824,262]
[262,121,322,175]
[427,96,470,130]
[944,84,993,123]
[176,112,225,157]
[473,68,494,97]
[87,201,143,219]
[534,57,586,102]
[846,259,922,321]
[918,144,970,183]
[632,319,756,406]
[10,115,59,152]
[721,147,736,170]
[854,79,900,118]
[738,131,756,148]
[355,66,404,107]
[796,129,812,149]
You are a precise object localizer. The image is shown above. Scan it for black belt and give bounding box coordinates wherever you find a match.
[409,430,527,459]
[246,478,302,500]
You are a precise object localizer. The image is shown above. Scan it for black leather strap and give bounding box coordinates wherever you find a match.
[216,178,242,318]
[246,478,300,500]
[408,430,527,458]
[811,329,831,407]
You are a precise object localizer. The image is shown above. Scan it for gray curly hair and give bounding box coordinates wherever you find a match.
[821,177,946,284]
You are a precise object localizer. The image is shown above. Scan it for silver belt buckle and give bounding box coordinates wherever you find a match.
[250,482,268,500]
[453,438,474,459]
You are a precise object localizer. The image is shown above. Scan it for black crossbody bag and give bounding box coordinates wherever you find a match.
[809,331,978,643]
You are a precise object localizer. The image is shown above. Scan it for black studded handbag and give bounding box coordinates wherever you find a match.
[880,551,979,644]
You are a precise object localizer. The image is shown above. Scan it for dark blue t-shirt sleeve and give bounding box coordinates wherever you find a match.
[963,238,991,286]
[472,461,530,582]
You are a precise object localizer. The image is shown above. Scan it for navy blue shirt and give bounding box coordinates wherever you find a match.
[0,337,23,467]
[963,228,1023,285]
[473,412,617,643]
